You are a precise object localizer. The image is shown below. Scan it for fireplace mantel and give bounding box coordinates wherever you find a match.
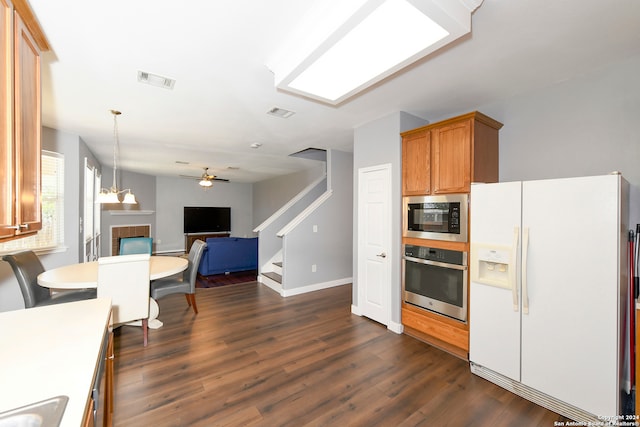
[107,210,155,216]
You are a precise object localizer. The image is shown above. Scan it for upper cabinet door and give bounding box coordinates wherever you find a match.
[13,10,41,235]
[432,119,471,194]
[0,0,15,240]
[402,130,431,196]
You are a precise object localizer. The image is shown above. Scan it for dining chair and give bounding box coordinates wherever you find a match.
[119,237,153,255]
[2,251,97,309]
[151,239,207,314]
[97,254,151,346]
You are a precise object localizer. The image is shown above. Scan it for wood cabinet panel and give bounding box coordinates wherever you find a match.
[401,111,502,196]
[432,119,471,194]
[0,0,14,240]
[13,11,41,235]
[0,1,43,241]
[402,130,430,195]
[402,304,469,358]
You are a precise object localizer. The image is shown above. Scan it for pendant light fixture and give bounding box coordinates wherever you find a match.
[97,110,137,204]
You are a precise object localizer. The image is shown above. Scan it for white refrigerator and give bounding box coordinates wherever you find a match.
[469,174,629,422]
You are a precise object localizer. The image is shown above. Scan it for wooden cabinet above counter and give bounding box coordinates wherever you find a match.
[1,0,49,241]
[401,111,503,196]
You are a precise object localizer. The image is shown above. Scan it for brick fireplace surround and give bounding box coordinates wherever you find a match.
[110,225,151,255]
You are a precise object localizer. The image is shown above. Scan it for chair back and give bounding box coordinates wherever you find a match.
[119,237,153,255]
[97,254,151,325]
[2,251,50,308]
[184,239,207,291]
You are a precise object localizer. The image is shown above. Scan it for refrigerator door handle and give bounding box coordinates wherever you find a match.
[522,227,530,314]
[511,227,519,312]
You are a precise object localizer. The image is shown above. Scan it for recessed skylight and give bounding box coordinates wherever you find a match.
[268,0,483,105]
[289,0,448,102]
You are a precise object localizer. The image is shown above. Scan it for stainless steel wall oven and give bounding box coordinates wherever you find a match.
[402,244,468,322]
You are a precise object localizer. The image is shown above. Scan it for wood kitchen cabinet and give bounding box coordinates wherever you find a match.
[402,130,431,195]
[401,111,503,196]
[0,0,48,241]
[400,111,503,359]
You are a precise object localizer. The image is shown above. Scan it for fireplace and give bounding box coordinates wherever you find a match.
[111,225,150,255]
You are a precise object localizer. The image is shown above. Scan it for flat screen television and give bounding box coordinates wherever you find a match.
[183,206,231,234]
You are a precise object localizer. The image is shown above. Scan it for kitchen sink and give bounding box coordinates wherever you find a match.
[0,396,68,427]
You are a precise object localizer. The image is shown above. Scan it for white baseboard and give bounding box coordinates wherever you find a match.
[281,277,352,297]
[351,304,362,316]
[350,304,402,333]
[258,275,282,295]
[387,321,403,334]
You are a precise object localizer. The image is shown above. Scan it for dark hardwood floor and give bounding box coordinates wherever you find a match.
[112,283,567,426]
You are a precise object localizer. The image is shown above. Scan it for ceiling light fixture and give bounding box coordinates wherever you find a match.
[96,110,137,204]
[137,70,176,90]
[199,179,213,188]
[268,0,483,105]
[198,167,217,189]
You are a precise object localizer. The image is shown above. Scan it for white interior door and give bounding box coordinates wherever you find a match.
[357,164,391,326]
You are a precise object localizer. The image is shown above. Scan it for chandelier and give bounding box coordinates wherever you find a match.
[96,110,137,204]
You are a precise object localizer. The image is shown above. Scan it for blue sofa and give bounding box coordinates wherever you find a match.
[197,237,258,276]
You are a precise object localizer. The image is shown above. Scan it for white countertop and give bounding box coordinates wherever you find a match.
[0,298,112,426]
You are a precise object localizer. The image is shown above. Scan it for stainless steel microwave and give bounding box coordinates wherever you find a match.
[403,194,468,242]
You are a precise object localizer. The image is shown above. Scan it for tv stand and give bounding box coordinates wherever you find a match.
[185,232,230,253]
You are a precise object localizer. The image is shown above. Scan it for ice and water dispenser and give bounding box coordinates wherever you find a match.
[471,244,513,289]
[471,242,519,311]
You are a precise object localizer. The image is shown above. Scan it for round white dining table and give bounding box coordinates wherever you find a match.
[37,256,188,329]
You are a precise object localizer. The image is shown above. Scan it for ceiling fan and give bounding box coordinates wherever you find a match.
[180,167,229,188]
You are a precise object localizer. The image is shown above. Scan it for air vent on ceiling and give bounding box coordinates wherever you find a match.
[137,70,176,90]
[267,107,295,118]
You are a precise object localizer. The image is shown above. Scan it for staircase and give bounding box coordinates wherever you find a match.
[254,149,353,297]
[261,260,282,292]
[254,174,327,295]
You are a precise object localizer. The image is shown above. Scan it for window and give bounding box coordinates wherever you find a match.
[0,151,65,253]
[83,159,101,261]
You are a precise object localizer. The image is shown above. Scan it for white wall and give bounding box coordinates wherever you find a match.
[352,112,428,326]
[442,55,640,227]
[282,150,353,291]
[99,169,157,256]
[0,127,89,311]
[252,163,325,226]
[155,176,254,253]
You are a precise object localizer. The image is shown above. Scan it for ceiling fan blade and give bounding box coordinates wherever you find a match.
[179,174,229,182]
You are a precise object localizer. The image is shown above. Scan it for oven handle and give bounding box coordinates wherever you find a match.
[403,255,467,271]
